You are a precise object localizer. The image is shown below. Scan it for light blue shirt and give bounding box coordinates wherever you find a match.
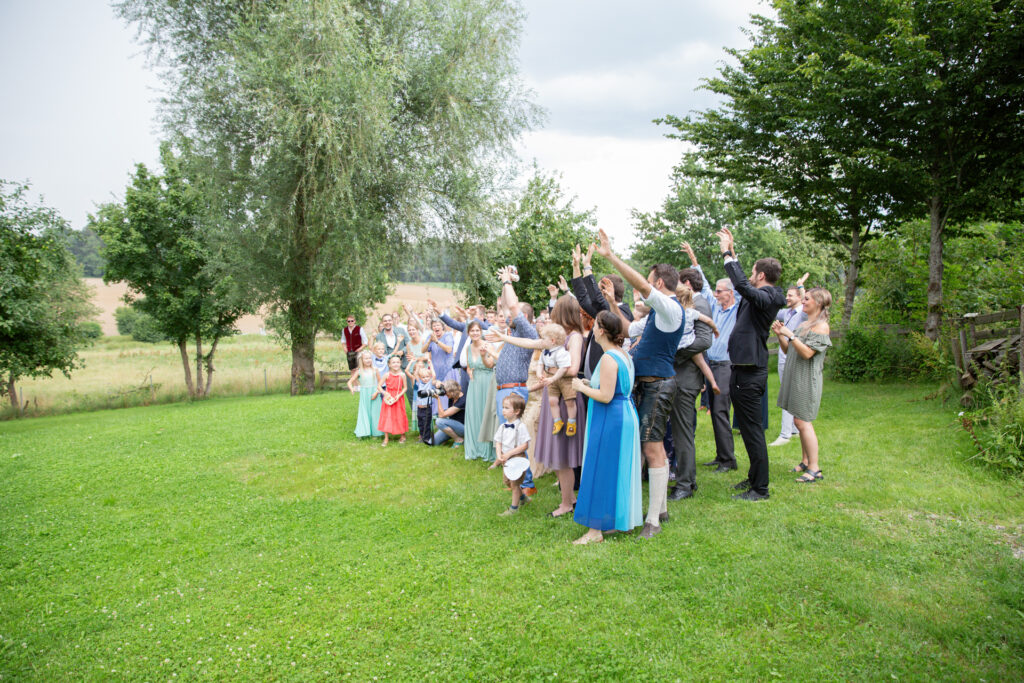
[696,264,740,362]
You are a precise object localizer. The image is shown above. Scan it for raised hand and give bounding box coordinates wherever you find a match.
[483,329,503,343]
[557,275,569,292]
[797,272,810,287]
[681,241,697,266]
[717,227,735,254]
[595,228,613,258]
[598,277,615,302]
[547,283,558,298]
[583,242,595,268]
[572,243,582,267]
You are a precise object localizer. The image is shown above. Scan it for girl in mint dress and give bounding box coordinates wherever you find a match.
[463,321,496,462]
[348,351,383,438]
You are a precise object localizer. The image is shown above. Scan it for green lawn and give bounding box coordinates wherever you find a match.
[1,378,1022,680]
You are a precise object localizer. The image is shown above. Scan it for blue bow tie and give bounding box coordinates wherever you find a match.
[503,423,516,429]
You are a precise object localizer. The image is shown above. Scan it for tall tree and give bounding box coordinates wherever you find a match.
[664,0,1024,335]
[0,180,97,414]
[92,145,249,398]
[117,0,537,393]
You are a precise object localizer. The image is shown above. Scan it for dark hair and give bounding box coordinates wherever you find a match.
[503,392,526,417]
[466,320,482,334]
[754,257,782,285]
[677,267,703,292]
[647,263,679,292]
[551,295,583,334]
[601,274,626,303]
[595,310,626,346]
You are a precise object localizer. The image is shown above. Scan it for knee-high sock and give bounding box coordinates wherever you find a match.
[647,465,669,527]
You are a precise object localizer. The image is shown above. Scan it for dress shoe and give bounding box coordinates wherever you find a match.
[714,464,737,473]
[732,489,769,501]
[768,436,791,447]
[658,511,670,523]
[638,522,662,539]
[667,486,694,501]
[732,479,751,491]
[701,460,719,467]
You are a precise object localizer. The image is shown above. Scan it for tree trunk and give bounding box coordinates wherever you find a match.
[840,227,861,330]
[202,337,220,397]
[195,335,205,398]
[7,375,19,414]
[288,296,317,395]
[925,196,944,341]
[178,339,196,398]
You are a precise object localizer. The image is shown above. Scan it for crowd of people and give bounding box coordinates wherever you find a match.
[343,227,832,544]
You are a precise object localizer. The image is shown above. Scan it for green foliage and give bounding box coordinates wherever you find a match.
[78,321,103,340]
[460,170,604,309]
[93,144,249,396]
[663,0,1024,333]
[962,387,1024,478]
[0,180,97,404]
[53,225,106,277]
[829,329,950,383]
[116,0,538,392]
[632,157,844,292]
[114,305,167,343]
[858,220,1024,324]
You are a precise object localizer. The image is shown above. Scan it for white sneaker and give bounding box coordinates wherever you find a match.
[768,436,791,447]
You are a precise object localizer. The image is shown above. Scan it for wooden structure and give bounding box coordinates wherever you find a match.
[318,370,350,390]
[951,307,1024,398]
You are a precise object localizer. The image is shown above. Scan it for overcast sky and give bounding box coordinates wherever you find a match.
[0,0,765,251]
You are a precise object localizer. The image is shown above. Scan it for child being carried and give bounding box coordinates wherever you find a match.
[537,322,578,437]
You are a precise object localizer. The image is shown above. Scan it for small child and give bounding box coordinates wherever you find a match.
[489,393,531,516]
[675,285,722,395]
[408,360,436,445]
[537,323,578,436]
[377,356,408,446]
[348,350,383,438]
[371,341,388,376]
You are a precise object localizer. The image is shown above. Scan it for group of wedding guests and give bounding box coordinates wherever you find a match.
[344,227,833,544]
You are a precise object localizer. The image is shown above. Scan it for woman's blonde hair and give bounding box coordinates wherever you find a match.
[806,287,832,322]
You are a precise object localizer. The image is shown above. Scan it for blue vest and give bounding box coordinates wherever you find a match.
[633,296,685,378]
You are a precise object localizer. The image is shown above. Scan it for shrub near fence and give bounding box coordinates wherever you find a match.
[827,326,949,382]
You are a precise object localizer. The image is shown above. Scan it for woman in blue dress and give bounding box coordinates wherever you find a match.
[571,311,642,544]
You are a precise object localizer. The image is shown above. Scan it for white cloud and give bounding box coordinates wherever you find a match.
[516,130,687,252]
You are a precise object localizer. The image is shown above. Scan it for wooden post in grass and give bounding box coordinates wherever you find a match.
[264,368,268,393]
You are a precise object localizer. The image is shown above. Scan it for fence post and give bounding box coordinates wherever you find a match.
[264,368,268,392]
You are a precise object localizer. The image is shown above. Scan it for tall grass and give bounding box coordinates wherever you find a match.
[3,335,345,419]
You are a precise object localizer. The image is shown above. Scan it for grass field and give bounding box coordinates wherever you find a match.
[1,378,1023,680]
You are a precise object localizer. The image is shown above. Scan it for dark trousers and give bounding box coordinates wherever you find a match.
[731,365,770,495]
[417,406,433,443]
[346,351,359,371]
[708,362,735,467]
[667,374,702,495]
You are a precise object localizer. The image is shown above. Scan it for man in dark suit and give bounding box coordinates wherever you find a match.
[717,228,785,501]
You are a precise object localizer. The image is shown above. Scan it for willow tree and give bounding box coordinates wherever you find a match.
[118,0,537,393]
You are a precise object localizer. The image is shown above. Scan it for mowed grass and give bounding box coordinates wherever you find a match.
[1,378,1023,680]
[6,335,344,418]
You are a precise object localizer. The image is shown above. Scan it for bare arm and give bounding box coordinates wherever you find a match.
[594,228,652,299]
[566,333,583,377]
[572,352,618,404]
[696,312,720,337]
[486,328,550,350]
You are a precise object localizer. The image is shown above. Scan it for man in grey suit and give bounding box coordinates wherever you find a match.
[666,265,714,501]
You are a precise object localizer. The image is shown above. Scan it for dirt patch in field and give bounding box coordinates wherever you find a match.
[84,279,460,336]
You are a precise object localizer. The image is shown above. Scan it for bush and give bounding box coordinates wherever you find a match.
[79,321,103,340]
[961,388,1024,477]
[829,328,951,382]
[114,306,167,343]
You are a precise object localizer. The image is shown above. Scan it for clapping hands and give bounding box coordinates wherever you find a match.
[716,227,735,254]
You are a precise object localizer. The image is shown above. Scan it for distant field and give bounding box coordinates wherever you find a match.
[83,279,458,336]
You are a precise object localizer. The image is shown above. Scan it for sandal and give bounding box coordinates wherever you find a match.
[791,462,809,473]
[796,470,823,483]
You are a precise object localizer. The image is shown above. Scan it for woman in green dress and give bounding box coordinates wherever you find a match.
[463,320,496,462]
[773,287,832,483]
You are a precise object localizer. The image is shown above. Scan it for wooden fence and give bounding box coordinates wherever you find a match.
[950,307,1024,395]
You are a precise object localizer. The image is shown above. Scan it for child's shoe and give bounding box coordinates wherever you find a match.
[565,420,577,437]
[499,505,519,517]
[552,420,564,435]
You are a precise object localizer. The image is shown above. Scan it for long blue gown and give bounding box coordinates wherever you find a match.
[353,368,383,438]
[573,349,642,532]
